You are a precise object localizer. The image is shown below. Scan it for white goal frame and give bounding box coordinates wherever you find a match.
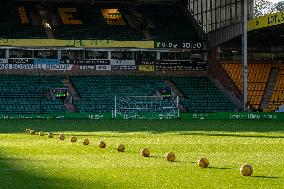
[113,96,179,120]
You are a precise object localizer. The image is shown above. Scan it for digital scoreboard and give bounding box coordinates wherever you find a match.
[52,88,68,98]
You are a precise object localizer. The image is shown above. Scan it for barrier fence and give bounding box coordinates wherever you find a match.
[0,112,283,120]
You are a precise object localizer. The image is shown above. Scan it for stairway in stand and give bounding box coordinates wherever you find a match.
[64,102,76,112]
[62,78,80,100]
[61,78,80,112]
[165,80,186,112]
[260,68,278,110]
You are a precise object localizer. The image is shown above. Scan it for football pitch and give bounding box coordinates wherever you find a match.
[0,119,283,189]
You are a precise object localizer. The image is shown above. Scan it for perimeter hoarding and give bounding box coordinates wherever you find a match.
[0,112,282,120]
[0,63,73,70]
[181,112,283,120]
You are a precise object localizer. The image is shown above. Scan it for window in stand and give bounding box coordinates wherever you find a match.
[135,51,156,61]
[85,50,107,59]
[0,49,5,58]
[10,49,33,58]
[111,51,133,60]
[34,50,57,59]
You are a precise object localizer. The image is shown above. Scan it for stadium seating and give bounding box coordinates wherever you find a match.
[0,75,67,113]
[0,2,47,39]
[265,64,284,111]
[0,1,201,41]
[137,5,200,41]
[71,75,167,112]
[222,63,271,109]
[0,75,237,114]
[0,1,144,40]
[171,76,235,112]
[49,2,145,40]
[71,76,234,113]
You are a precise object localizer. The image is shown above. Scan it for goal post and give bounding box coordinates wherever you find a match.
[113,96,180,120]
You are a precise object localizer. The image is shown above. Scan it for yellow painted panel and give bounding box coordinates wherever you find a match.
[0,39,154,48]
[248,11,284,31]
[138,65,155,72]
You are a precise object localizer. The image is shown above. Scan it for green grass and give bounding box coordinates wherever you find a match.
[0,119,283,189]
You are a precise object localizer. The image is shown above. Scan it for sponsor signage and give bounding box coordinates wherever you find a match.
[110,59,136,66]
[79,65,95,70]
[138,60,207,71]
[0,59,206,71]
[78,65,112,70]
[8,58,34,64]
[0,112,281,120]
[139,60,155,65]
[0,39,154,48]
[155,41,203,49]
[0,64,73,70]
[0,59,8,63]
[182,112,281,120]
[155,60,206,71]
[60,59,110,65]
[138,65,155,72]
[34,59,59,65]
[112,65,136,70]
[0,112,111,120]
[248,11,284,31]
[96,65,111,71]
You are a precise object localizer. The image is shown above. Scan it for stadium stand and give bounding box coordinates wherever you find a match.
[0,2,47,39]
[0,1,200,41]
[1,0,282,115]
[0,1,145,40]
[70,75,168,112]
[0,75,67,113]
[171,76,235,112]
[47,2,145,40]
[265,64,284,112]
[70,75,235,113]
[137,4,200,41]
[222,63,271,110]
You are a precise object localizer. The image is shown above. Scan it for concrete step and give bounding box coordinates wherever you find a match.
[62,79,80,100]
[260,69,279,109]
[64,102,76,112]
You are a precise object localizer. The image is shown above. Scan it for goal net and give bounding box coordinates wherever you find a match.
[113,96,179,120]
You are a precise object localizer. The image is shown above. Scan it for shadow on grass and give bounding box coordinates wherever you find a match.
[19,131,284,140]
[207,166,231,170]
[148,155,164,159]
[178,132,284,139]
[0,119,284,134]
[188,163,231,169]
[148,156,188,164]
[252,176,279,179]
[0,155,117,189]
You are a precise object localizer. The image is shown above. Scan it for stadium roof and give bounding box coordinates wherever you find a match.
[224,11,284,47]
